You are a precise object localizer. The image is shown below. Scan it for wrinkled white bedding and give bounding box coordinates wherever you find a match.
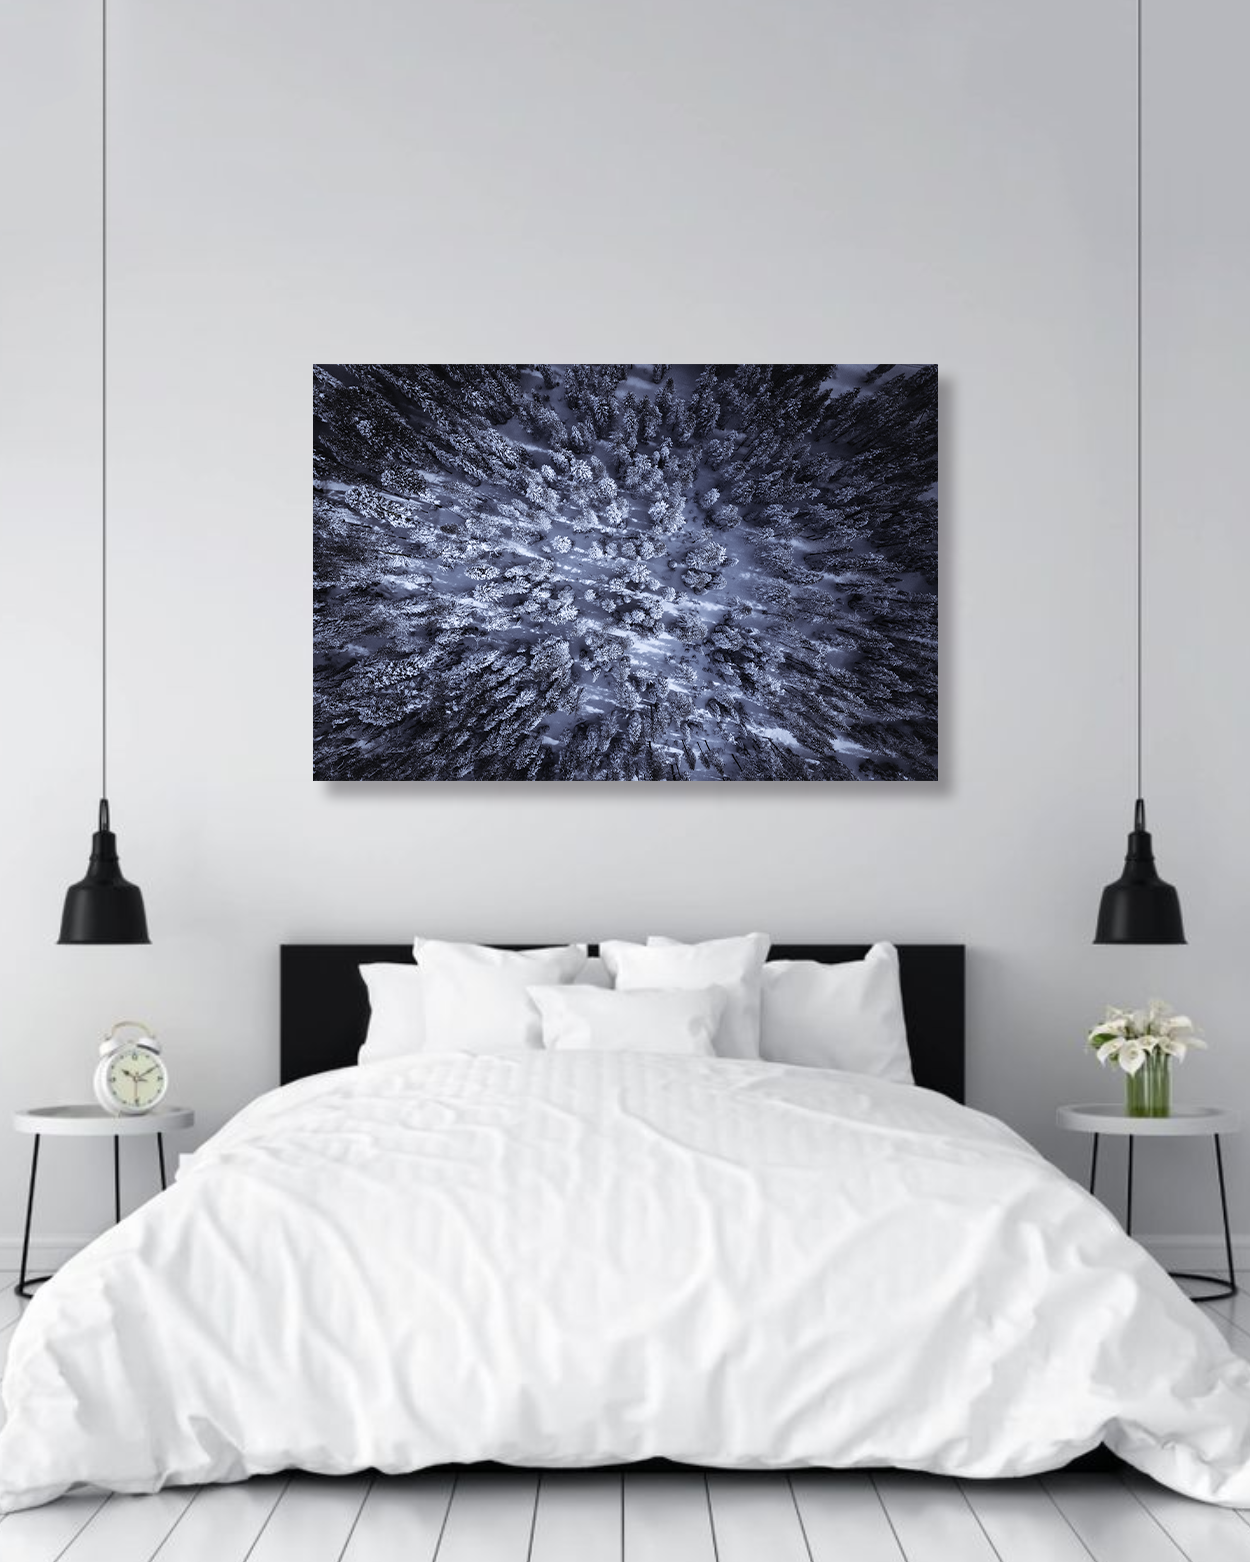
[3,1051,1250,1510]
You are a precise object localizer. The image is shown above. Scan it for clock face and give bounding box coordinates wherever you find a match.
[105,1047,167,1112]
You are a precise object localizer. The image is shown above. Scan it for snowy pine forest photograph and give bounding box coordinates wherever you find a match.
[314,364,938,781]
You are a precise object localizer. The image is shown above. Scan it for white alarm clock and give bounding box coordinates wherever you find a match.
[94,1021,169,1116]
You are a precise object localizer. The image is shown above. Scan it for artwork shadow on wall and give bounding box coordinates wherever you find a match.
[314,364,937,782]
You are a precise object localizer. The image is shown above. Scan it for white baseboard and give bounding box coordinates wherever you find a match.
[1139,1236,1249,1275]
[0,1234,99,1271]
[2,1233,1248,1279]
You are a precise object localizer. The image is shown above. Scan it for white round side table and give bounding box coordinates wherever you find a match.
[13,1105,194,1300]
[1057,1103,1240,1302]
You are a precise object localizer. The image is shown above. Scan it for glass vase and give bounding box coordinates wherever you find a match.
[1125,1051,1171,1118]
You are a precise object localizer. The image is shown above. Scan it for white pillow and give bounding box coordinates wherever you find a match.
[760,943,912,1081]
[359,950,607,1064]
[601,933,771,1059]
[414,940,588,1054]
[577,956,612,989]
[358,963,426,1063]
[529,984,726,1055]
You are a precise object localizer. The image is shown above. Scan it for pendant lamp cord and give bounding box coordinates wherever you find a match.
[1135,0,1143,803]
[101,0,108,803]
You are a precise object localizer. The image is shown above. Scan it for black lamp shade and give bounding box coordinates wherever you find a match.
[1094,798,1185,945]
[58,799,150,945]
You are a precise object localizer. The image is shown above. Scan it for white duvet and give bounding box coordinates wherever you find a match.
[3,1050,1250,1510]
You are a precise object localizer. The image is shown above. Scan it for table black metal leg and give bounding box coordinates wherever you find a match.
[15,1135,51,1300]
[19,1135,38,1282]
[1216,1136,1237,1294]
[1126,1135,1134,1237]
[1089,1134,1100,1195]
[1167,1133,1238,1303]
[14,1123,183,1301]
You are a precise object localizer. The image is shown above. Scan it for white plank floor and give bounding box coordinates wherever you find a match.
[0,1270,1249,1560]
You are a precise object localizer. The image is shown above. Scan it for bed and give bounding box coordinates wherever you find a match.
[3,938,1250,1511]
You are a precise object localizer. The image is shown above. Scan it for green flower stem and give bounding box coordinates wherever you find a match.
[1125,1051,1171,1118]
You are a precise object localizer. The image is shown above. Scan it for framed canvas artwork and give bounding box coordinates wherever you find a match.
[314,364,937,781]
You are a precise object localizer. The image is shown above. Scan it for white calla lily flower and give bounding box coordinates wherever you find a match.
[1084,999,1206,1072]
[1118,1040,1147,1075]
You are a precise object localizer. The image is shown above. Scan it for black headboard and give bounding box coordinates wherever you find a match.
[280,944,965,1102]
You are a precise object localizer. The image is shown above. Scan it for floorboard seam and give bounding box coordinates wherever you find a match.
[703,1473,721,1562]
[51,1491,112,1562]
[954,1480,1005,1561]
[240,1473,294,1562]
[429,1471,458,1562]
[1212,1305,1250,1346]
[334,1472,374,1562]
[525,1474,541,1562]
[784,1474,815,1562]
[147,1484,204,1561]
[1119,1474,1194,1561]
[866,1474,908,1562]
[1036,1478,1099,1560]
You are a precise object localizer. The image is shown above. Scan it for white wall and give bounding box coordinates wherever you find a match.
[1,0,1246,1264]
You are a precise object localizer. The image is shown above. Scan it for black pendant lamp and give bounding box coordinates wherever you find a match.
[1094,0,1184,947]
[59,0,150,946]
